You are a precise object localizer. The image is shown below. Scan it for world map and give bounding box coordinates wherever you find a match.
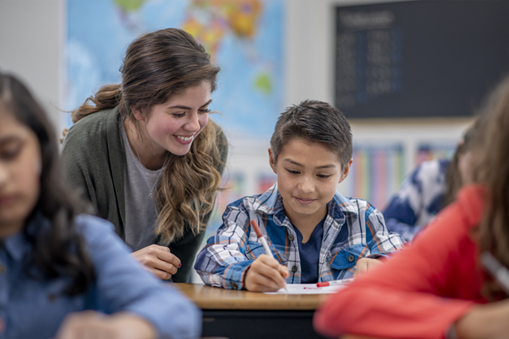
[65,0,284,137]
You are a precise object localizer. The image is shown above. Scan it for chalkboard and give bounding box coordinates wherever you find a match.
[335,0,509,119]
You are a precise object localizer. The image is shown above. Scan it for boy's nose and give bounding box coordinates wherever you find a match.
[297,177,314,193]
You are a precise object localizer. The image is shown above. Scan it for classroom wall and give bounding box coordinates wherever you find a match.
[0,0,63,134]
[234,0,472,201]
[0,0,472,199]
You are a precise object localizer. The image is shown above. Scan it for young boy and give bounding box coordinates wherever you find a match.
[194,100,404,292]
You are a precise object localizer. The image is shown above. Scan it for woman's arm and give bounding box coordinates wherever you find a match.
[314,201,479,339]
[167,228,205,282]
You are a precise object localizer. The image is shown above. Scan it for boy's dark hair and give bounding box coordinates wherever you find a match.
[0,72,94,296]
[270,100,353,168]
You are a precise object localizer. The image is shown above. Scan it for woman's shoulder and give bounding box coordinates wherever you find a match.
[61,107,122,164]
[63,107,120,148]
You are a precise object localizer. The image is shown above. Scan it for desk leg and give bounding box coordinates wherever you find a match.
[201,310,328,339]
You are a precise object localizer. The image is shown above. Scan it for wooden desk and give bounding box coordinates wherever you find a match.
[175,283,330,339]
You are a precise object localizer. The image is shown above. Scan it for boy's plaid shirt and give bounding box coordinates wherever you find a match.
[194,184,405,290]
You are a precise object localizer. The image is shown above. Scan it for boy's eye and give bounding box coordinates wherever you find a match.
[286,169,300,175]
[317,174,331,179]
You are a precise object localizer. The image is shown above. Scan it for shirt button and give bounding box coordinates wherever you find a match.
[288,234,294,241]
[348,255,355,263]
[0,265,5,274]
[292,265,298,273]
[231,282,238,290]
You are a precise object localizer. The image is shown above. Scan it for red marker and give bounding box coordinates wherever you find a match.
[317,279,354,287]
[250,220,272,256]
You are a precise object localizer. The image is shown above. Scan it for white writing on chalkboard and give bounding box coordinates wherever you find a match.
[340,11,394,30]
[336,9,402,109]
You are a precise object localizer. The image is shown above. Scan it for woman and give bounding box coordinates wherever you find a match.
[0,72,200,339]
[62,28,228,282]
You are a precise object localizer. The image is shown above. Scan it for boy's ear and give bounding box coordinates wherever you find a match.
[131,107,145,121]
[268,148,277,174]
[338,158,353,184]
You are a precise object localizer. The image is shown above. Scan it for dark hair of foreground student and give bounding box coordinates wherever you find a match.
[0,72,94,295]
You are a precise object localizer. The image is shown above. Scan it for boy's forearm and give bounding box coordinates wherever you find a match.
[196,259,253,290]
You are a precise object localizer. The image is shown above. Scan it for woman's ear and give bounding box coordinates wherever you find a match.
[131,107,145,121]
[268,147,277,174]
[338,158,353,184]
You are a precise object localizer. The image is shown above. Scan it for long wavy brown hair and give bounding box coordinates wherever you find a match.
[71,28,224,244]
[470,75,509,300]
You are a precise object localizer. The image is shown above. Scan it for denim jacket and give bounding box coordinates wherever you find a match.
[194,184,404,290]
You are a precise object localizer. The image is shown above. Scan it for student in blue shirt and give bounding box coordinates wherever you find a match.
[194,100,404,292]
[0,72,200,339]
[383,123,479,242]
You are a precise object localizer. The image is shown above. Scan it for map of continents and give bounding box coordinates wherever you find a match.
[65,0,284,137]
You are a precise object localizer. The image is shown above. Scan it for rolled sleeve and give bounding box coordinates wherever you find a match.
[194,205,254,290]
[365,206,406,256]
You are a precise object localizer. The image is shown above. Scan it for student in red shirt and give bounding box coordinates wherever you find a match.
[313,73,509,339]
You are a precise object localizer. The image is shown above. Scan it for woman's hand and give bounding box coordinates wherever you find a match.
[243,254,289,292]
[353,258,384,278]
[131,244,181,280]
[56,311,155,339]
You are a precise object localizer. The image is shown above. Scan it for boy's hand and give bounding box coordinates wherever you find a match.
[244,254,289,292]
[353,257,384,278]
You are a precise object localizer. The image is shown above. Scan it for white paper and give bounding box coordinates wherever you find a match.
[264,281,350,294]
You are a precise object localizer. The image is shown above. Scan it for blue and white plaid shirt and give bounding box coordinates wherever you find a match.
[383,159,450,242]
[194,184,404,290]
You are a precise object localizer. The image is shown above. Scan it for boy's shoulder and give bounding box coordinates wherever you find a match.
[331,192,380,218]
[226,184,280,215]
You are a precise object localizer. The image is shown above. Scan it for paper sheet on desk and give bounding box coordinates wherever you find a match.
[264,282,348,294]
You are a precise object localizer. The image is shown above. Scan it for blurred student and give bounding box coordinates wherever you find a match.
[61,28,228,282]
[313,74,509,339]
[383,124,478,242]
[0,72,200,338]
[194,100,404,292]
